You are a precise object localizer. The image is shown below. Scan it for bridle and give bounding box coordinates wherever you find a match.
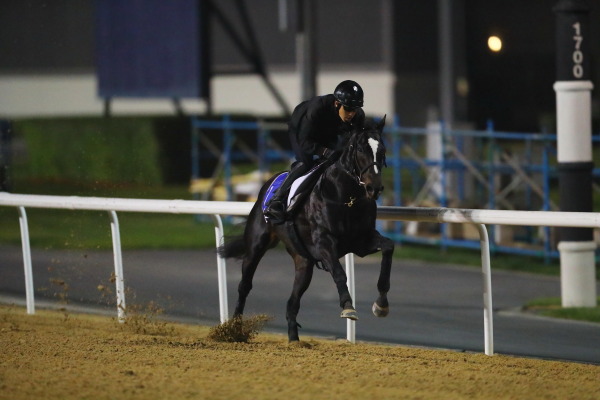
[346,133,385,189]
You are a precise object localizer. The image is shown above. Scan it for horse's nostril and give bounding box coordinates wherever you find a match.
[366,185,374,194]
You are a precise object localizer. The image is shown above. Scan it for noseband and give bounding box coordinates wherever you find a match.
[355,160,379,187]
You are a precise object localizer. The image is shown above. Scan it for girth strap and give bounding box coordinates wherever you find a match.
[284,220,327,271]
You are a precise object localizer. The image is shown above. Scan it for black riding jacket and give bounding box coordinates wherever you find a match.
[289,94,366,166]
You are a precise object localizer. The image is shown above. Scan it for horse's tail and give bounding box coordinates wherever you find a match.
[217,234,247,259]
[218,175,276,260]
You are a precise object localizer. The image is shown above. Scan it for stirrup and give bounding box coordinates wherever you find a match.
[265,200,286,225]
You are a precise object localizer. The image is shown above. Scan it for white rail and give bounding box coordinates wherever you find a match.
[2,192,599,356]
[0,193,252,325]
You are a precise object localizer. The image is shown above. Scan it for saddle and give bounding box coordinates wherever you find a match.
[261,159,330,219]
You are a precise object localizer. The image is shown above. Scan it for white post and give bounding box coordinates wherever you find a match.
[345,253,356,343]
[17,206,35,315]
[108,211,126,322]
[558,241,597,307]
[212,214,229,323]
[554,82,597,307]
[426,120,443,199]
[476,224,494,356]
[554,1,597,308]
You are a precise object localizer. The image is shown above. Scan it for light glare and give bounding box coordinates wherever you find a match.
[488,36,502,52]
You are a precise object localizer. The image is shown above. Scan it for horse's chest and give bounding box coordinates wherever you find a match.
[335,200,375,233]
[306,191,375,235]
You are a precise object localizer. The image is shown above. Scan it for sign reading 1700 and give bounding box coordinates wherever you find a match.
[555,1,590,81]
[572,22,584,79]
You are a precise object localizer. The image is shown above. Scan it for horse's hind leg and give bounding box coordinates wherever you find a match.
[233,221,276,318]
[286,256,314,341]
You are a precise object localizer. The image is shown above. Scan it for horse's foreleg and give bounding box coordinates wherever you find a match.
[327,259,357,320]
[335,267,357,318]
[315,236,357,320]
[373,236,395,318]
[286,256,314,341]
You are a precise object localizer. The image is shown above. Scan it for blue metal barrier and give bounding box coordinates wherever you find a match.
[190,115,293,201]
[189,114,599,261]
[384,117,600,261]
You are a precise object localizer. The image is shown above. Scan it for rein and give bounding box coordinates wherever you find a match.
[346,141,381,189]
[320,130,385,206]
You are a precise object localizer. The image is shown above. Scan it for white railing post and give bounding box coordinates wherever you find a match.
[476,223,494,356]
[211,214,229,323]
[345,253,356,343]
[17,206,35,315]
[108,211,126,322]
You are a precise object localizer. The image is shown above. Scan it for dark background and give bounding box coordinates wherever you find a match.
[1,0,599,131]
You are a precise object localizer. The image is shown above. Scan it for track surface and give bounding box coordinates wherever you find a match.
[1,245,599,364]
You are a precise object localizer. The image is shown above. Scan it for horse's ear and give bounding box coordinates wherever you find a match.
[377,114,387,131]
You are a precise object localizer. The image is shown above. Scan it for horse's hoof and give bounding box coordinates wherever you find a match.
[340,308,358,320]
[372,302,389,318]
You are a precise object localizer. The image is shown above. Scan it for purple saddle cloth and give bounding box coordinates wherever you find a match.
[262,172,288,213]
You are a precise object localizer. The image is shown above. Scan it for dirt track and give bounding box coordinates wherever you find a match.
[1,305,599,400]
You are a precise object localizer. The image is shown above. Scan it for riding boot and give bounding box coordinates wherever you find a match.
[265,163,306,224]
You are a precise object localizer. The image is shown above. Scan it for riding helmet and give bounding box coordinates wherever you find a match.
[333,80,364,108]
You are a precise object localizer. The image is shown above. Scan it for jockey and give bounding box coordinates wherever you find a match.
[265,80,366,224]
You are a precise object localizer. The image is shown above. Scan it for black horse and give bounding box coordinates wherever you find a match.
[218,116,395,341]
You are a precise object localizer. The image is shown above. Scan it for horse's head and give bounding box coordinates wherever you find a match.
[341,115,387,200]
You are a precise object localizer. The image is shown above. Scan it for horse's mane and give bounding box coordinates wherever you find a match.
[362,117,380,131]
[338,117,383,150]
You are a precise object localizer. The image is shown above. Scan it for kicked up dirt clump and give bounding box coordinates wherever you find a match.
[208,314,272,342]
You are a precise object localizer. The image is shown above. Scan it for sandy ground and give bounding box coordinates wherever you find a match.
[1,305,599,400]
